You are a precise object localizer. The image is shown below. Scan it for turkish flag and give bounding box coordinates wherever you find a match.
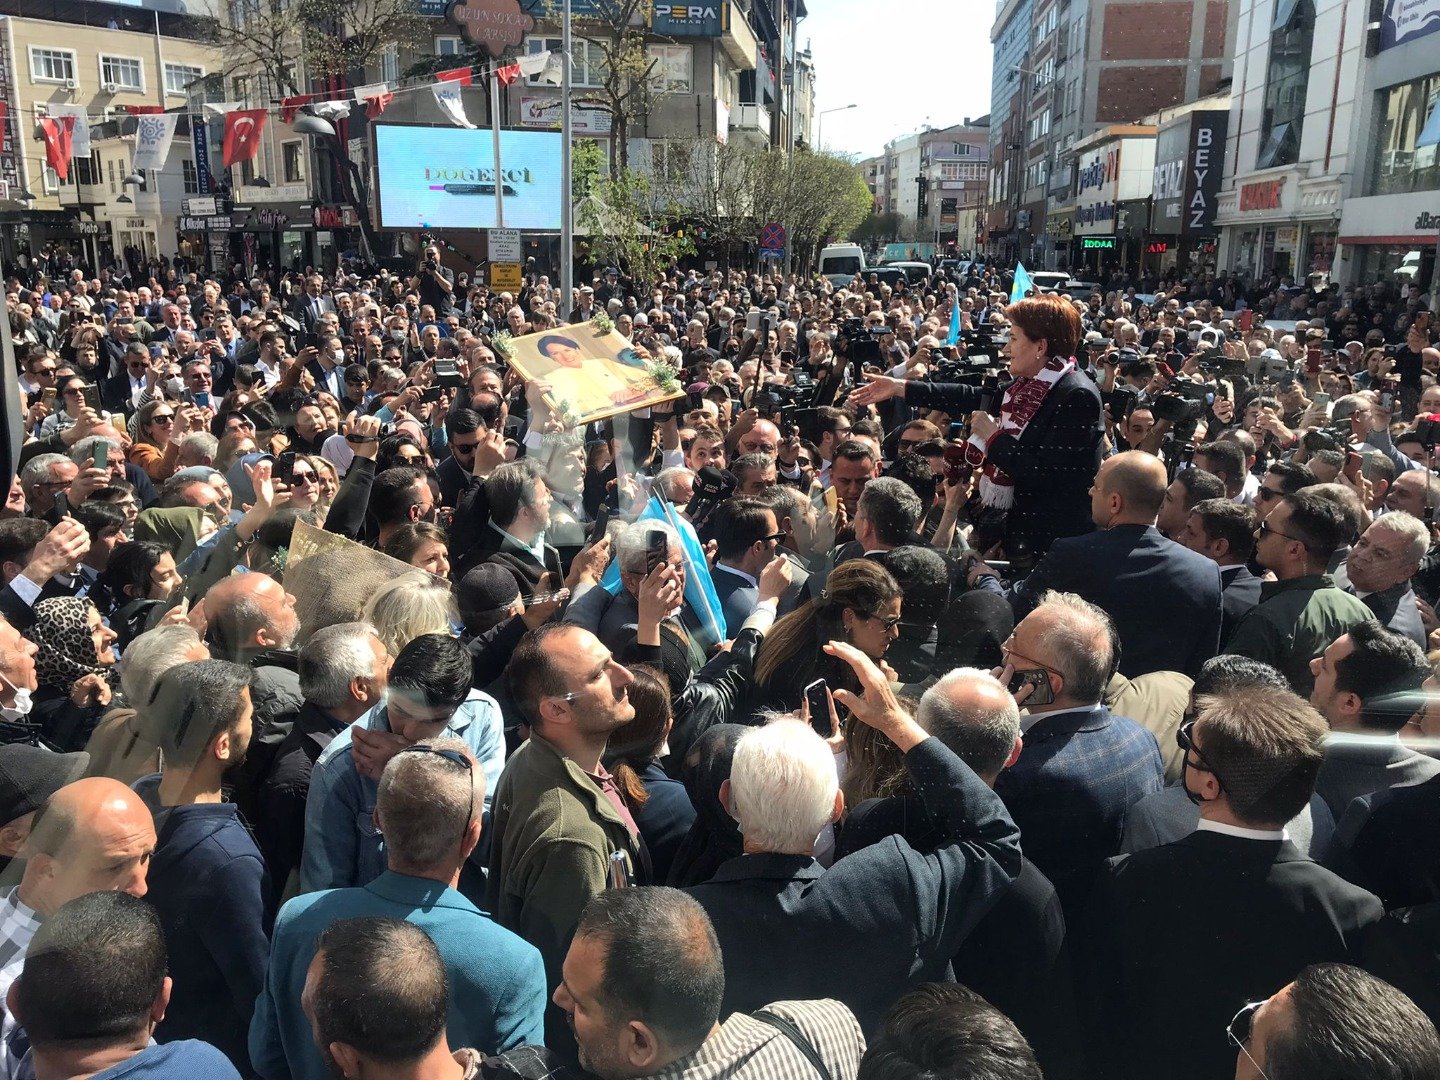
[39,115,76,181]
[364,93,393,119]
[123,105,164,115]
[495,62,521,86]
[280,94,314,124]
[436,66,473,86]
[223,109,266,167]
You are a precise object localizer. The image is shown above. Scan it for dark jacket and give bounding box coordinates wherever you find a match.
[456,526,563,597]
[1225,574,1372,696]
[1353,580,1427,648]
[138,782,271,1071]
[250,701,349,908]
[1220,563,1263,643]
[994,705,1164,916]
[1312,732,1440,820]
[1326,774,1440,910]
[1084,829,1385,1080]
[685,736,1022,1035]
[984,524,1223,678]
[906,369,1104,557]
[631,761,696,886]
[219,648,303,828]
[838,794,1085,1079]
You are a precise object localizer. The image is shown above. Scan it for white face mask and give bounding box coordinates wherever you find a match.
[165,376,185,395]
[334,349,345,365]
[0,671,33,722]
[391,330,407,342]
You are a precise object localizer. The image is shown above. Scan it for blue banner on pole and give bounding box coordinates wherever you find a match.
[191,114,213,194]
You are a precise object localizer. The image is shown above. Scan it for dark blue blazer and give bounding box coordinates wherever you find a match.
[1002,523,1223,678]
[1220,563,1263,643]
[685,738,1021,1034]
[1083,830,1384,1080]
[994,705,1163,916]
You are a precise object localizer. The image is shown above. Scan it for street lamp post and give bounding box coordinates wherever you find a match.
[816,102,857,152]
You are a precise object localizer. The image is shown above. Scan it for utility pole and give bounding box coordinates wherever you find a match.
[490,67,505,227]
[560,0,573,310]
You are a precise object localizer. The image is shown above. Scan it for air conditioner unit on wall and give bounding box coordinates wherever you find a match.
[64,78,78,90]
[102,81,119,93]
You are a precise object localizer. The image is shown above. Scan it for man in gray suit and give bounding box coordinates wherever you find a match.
[1120,655,1336,858]
[1308,619,1438,818]
[1341,511,1429,647]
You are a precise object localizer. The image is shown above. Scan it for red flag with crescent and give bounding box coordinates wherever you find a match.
[39,115,76,181]
[223,109,266,167]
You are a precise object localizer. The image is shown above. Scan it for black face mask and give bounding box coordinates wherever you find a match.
[1181,763,1207,807]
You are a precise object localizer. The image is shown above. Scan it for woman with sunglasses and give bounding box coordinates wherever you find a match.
[36,375,97,438]
[744,559,902,723]
[128,399,202,481]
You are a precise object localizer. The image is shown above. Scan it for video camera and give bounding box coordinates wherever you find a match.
[958,326,1009,366]
[1150,390,1207,426]
[837,317,886,376]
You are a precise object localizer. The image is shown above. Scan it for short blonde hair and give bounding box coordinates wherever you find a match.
[362,571,457,656]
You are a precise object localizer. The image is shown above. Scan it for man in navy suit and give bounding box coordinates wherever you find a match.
[1082,683,1384,1080]
[972,451,1223,678]
[709,496,785,629]
[1178,497,1263,643]
[993,591,1165,917]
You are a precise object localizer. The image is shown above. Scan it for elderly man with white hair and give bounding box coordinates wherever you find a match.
[684,640,1021,1035]
[1341,511,1430,646]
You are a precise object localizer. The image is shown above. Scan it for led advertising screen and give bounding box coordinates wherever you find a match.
[372,124,562,231]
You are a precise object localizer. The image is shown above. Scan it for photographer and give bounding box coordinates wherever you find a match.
[849,294,1104,558]
[409,244,455,319]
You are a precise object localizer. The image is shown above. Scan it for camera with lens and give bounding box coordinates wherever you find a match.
[432,357,465,388]
[838,317,886,369]
[959,326,1008,366]
[1150,391,1206,426]
[1101,384,1139,418]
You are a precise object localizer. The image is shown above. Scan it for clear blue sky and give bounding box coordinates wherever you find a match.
[802,0,994,159]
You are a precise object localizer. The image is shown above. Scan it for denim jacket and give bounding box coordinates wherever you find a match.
[299,689,505,893]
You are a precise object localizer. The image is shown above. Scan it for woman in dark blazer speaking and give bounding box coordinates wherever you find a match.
[850,292,1104,559]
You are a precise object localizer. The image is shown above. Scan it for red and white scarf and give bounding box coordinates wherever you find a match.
[965,355,1075,509]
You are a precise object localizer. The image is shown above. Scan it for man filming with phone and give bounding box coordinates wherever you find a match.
[410,244,455,319]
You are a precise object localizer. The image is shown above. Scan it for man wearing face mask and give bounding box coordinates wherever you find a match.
[1082,684,1384,1080]
[0,617,42,738]
[1119,655,1337,858]
[132,660,268,1070]
[307,335,347,400]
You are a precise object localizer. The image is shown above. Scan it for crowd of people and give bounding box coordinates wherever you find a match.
[3,245,1440,1080]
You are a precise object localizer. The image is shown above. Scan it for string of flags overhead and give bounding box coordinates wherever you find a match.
[28,49,565,174]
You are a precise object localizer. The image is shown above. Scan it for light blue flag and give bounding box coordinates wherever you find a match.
[1011,263,1034,304]
[947,299,961,346]
[597,495,728,649]
[1419,98,1440,148]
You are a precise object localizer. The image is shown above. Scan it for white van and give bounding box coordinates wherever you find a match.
[819,243,866,284]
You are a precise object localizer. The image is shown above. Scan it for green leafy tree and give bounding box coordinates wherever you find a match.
[578,167,695,288]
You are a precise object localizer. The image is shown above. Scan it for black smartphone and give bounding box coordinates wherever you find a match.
[274,452,297,485]
[645,528,667,574]
[804,678,833,737]
[1007,668,1055,707]
[420,385,445,404]
[588,503,612,543]
[80,385,101,412]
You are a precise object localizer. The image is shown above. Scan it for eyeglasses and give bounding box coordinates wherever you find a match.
[1257,518,1303,544]
[1176,720,1226,790]
[862,612,903,631]
[31,367,56,377]
[290,471,318,486]
[1001,636,1059,677]
[1255,486,1284,502]
[395,744,475,842]
[451,441,480,455]
[150,413,175,424]
[1227,1001,1270,1080]
[757,531,786,545]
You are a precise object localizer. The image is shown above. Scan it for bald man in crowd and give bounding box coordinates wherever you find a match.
[0,777,157,1074]
[971,451,1223,677]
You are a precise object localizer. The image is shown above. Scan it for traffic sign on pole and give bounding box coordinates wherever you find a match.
[759,221,786,255]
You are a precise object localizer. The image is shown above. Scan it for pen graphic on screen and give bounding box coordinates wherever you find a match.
[427,183,519,196]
